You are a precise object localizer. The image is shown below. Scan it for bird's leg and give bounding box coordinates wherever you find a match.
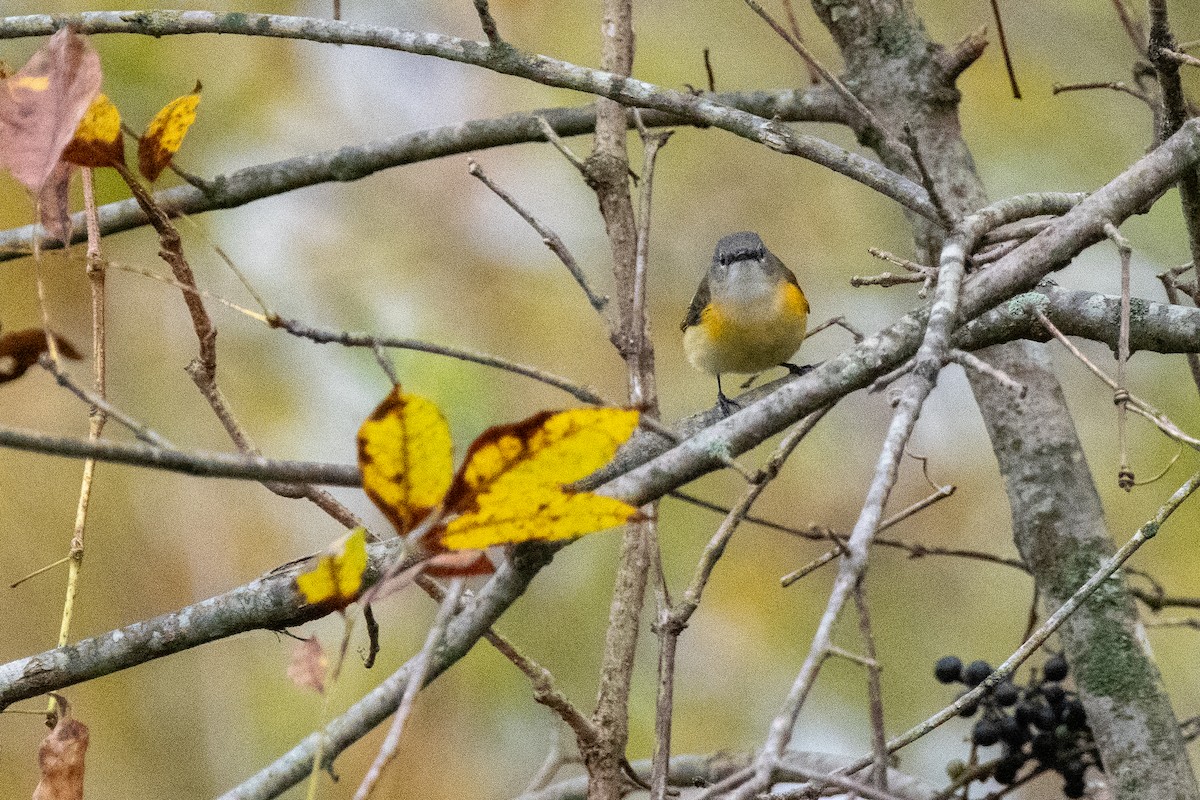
[716,374,740,416]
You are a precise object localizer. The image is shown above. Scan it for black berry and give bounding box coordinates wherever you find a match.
[1044,653,1069,681]
[935,655,964,683]
[958,692,980,718]
[1031,731,1058,761]
[1063,777,1086,798]
[993,681,1019,706]
[1032,703,1058,732]
[1015,700,1038,727]
[1062,759,1087,782]
[973,719,1001,746]
[1062,699,1088,730]
[998,715,1027,746]
[1042,683,1066,706]
[993,760,1020,784]
[963,659,992,687]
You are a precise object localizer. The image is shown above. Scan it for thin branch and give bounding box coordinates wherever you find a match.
[948,348,1026,398]
[853,582,888,791]
[988,0,1022,98]
[1106,221,1135,490]
[471,0,501,45]
[467,158,609,315]
[1147,1,1200,269]
[742,0,912,169]
[353,580,464,800]
[1035,309,1200,453]
[271,315,608,405]
[52,168,108,683]
[535,116,590,174]
[0,425,361,486]
[1052,81,1151,103]
[38,356,172,448]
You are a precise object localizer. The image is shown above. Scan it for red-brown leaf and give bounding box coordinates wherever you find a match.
[32,712,89,800]
[37,160,74,244]
[0,28,100,192]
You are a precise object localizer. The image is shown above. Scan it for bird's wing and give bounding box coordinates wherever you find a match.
[681,273,711,331]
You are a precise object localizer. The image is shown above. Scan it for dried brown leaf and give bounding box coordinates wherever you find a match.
[0,28,100,192]
[32,710,89,800]
[0,328,82,384]
[287,637,328,695]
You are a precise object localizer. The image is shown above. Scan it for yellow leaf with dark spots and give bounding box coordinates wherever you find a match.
[138,81,201,181]
[295,527,368,608]
[358,386,454,535]
[438,408,640,550]
[63,92,124,167]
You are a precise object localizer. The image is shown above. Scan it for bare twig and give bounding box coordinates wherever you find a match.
[805,315,865,342]
[988,0,1022,98]
[1052,81,1151,103]
[0,425,361,486]
[468,158,609,315]
[472,0,501,45]
[853,582,888,791]
[354,580,464,800]
[1106,221,1135,490]
[1148,1,1200,269]
[653,406,832,800]
[904,125,957,227]
[50,168,107,699]
[38,356,171,448]
[742,0,909,168]
[537,116,592,176]
[271,315,607,405]
[1035,309,1200,453]
[948,349,1027,397]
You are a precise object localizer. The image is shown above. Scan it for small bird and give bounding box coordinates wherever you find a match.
[681,231,809,414]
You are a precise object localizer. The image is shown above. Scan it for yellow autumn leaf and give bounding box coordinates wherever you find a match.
[358,386,454,535]
[441,488,640,549]
[295,527,369,608]
[138,81,201,181]
[438,407,641,550]
[62,93,124,167]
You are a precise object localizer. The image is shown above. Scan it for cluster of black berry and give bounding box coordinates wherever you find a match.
[934,653,1101,798]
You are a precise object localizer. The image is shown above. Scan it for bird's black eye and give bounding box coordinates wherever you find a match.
[757,246,765,259]
[719,255,729,266]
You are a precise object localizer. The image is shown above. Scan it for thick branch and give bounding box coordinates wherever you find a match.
[0,88,842,261]
[0,12,933,220]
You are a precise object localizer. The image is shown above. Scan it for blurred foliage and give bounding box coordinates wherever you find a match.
[2,0,1200,798]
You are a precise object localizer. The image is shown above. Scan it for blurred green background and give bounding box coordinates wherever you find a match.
[2,0,1199,797]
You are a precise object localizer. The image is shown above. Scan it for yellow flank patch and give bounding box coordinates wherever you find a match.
[782,282,809,317]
